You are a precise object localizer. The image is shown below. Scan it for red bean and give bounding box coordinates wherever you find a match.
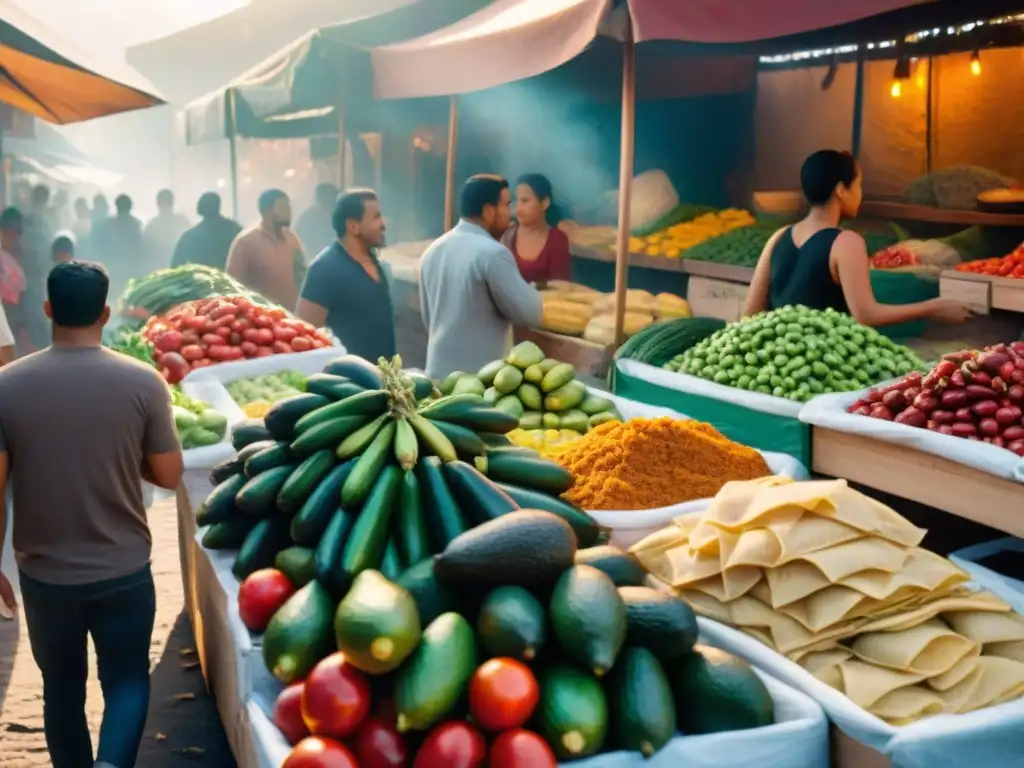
[1009,385,1024,402]
[970,371,992,386]
[935,360,959,377]
[1008,439,1024,456]
[995,406,1022,425]
[935,424,955,436]
[1000,361,1017,382]
[977,352,1010,374]
[913,393,939,413]
[1011,370,1024,385]
[965,385,998,401]
[1002,426,1024,442]
[882,390,906,410]
[951,422,977,437]
[903,387,921,402]
[992,436,1006,448]
[955,407,973,421]
[930,409,955,425]
[950,370,967,388]
[971,400,999,418]
[941,390,968,408]
[852,405,872,417]
[865,389,882,403]
[992,377,1008,394]
[870,405,894,421]
[979,418,1001,437]
[895,407,927,428]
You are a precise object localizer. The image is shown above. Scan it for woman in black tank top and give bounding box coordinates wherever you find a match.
[743,150,970,327]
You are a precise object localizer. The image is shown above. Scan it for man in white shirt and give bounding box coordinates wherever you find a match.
[418,175,542,378]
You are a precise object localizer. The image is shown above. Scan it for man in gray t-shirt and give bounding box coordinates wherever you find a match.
[0,261,183,768]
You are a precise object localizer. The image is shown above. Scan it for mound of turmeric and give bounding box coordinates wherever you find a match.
[555,417,770,510]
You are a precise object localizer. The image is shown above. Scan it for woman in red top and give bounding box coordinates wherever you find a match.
[502,174,570,285]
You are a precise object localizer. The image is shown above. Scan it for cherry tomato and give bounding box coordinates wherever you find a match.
[190,358,213,369]
[238,569,294,633]
[210,303,236,320]
[291,336,313,352]
[184,315,207,331]
[302,652,371,739]
[201,333,223,346]
[273,340,293,355]
[282,737,358,768]
[253,314,274,328]
[161,352,191,385]
[181,330,199,345]
[353,716,407,768]
[229,332,242,346]
[255,346,276,358]
[240,341,259,357]
[256,327,275,346]
[488,729,556,768]
[274,683,310,746]
[215,325,232,339]
[153,330,183,353]
[202,320,219,334]
[242,327,262,342]
[274,326,298,343]
[180,344,205,362]
[215,314,236,327]
[413,722,485,768]
[268,307,288,320]
[231,318,251,332]
[468,658,539,731]
[312,340,326,349]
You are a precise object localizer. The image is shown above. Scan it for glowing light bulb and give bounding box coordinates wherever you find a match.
[891,80,903,98]
[971,51,982,76]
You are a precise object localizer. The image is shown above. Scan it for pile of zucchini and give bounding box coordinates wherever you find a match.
[197,353,607,596]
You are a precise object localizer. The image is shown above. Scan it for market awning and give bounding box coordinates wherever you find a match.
[183,0,492,145]
[4,120,122,187]
[0,0,164,123]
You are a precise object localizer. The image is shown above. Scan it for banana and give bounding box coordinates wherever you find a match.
[408,414,458,463]
[393,417,419,471]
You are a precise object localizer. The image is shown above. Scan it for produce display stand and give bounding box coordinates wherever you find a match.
[939,269,1024,315]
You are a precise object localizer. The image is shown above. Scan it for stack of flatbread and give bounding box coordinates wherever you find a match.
[634,476,1024,724]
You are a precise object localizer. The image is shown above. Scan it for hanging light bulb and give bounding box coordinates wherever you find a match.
[970,49,982,76]
[891,56,911,98]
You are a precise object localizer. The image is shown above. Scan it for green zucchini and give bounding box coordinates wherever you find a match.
[294,389,389,434]
[443,461,519,525]
[275,546,317,588]
[314,507,359,599]
[416,394,485,421]
[396,471,432,570]
[431,404,519,434]
[304,373,366,401]
[202,517,257,550]
[200,473,247,526]
[341,420,397,508]
[264,393,331,441]
[475,451,574,495]
[497,482,606,548]
[289,414,374,459]
[479,433,513,449]
[232,516,291,581]
[416,457,468,553]
[340,466,403,578]
[277,450,336,514]
[290,461,356,546]
[322,354,384,390]
[236,464,298,517]
[431,420,485,459]
[231,419,273,450]
[381,539,402,581]
[244,441,292,478]
[209,456,242,486]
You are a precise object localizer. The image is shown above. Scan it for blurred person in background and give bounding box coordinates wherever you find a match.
[91,194,144,302]
[91,193,110,230]
[419,174,542,378]
[52,190,73,231]
[226,189,305,309]
[295,183,339,256]
[297,189,395,360]
[171,192,242,271]
[52,234,75,264]
[501,173,570,285]
[0,208,25,363]
[21,186,54,352]
[143,189,190,269]
[72,197,91,246]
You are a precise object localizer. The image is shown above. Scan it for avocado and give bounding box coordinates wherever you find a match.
[493,365,524,394]
[549,565,626,677]
[396,558,463,627]
[574,546,646,586]
[262,580,336,684]
[434,510,577,589]
[274,546,317,588]
[536,664,608,760]
[394,612,477,732]
[439,371,467,396]
[618,586,698,660]
[197,408,228,434]
[608,646,676,757]
[173,405,198,432]
[335,570,422,675]
[666,645,774,734]
[477,359,506,387]
[506,341,545,369]
[452,376,486,397]
[476,586,546,661]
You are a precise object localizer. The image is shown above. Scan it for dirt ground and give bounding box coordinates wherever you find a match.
[0,493,235,767]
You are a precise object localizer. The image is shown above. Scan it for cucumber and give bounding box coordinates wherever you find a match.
[304,373,366,401]
[443,461,519,525]
[274,546,317,588]
[381,539,402,581]
[209,456,242,486]
[404,372,435,400]
[431,404,519,434]
[236,439,276,465]
[479,433,513,449]
[244,441,292,478]
[497,482,606,548]
[314,507,359,599]
[290,461,356,546]
[202,516,257,550]
[289,414,374,459]
[322,354,384,390]
[231,419,273,450]
[341,419,397,508]
[431,420,486,459]
[416,457,468,552]
[336,413,390,459]
[396,471,432,570]
[236,464,298,517]
[575,546,647,587]
[476,451,574,495]
[277,450,336,514]
[340,466,403,578]
[416,394,485,421]
[200,473,247,526]
[294,389,389,434]
[264,393,330,441]
[232,516,291,581]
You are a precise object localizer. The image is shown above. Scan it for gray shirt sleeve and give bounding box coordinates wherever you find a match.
[483,246,543,327]
[418,253,431,329]
[144,374,180,454]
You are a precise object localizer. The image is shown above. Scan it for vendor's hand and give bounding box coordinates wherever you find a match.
[0,571,15,618]
[930,298,973,324]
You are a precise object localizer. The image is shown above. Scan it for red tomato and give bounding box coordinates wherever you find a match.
[184,315,207,331]
[215,314,237,327]
[256,327,275,346]
[274,326,299,343]
[413,722,486,768]
[291,336,313,353]
[273,340,293,355]
[254,314,274,328]
[240,341,259,357]
[223,345,245,361]
[207,345,233,361]
[282,737,359,768]
[152,350,164,365]
[468,659,539,732]
[230,318,251,333]
[153,330,183,353]
[312,340,326,349]
[181,330,199,345]
[274,683,310,746]
[215,325,232,339]
[191,358,213,369]
[301,653,371,739]
[237,569,295,633]
[353,716,408,768]
[201,333,223,346]
[255,346,276,358]
[202,320,219,334]
[488,730,556,768]
[242,327,262,343]
[210,303,236,320]
[180,344,205,362]
[161,352,191,385]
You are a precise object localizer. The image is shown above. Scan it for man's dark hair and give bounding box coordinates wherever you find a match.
[800,150,858,207]
[197,192,221,218]
[258,188,288,214]
[31,184,50,208]
[47,261,109,328]
[0,207,23,231]
[332,189,378,237]
[156,189,174,208]
[52,235,75,256]
[316,183,340,207]
[114,194,132,214]
[460,174,508,219]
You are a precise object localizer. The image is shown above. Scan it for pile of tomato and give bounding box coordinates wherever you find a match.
[955,244,1024,278]
[141,296,332,384]
[871,245,920,269]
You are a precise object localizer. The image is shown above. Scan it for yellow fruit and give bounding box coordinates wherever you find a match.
[540,297,592,336]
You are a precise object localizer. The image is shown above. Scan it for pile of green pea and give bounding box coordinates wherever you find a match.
[663,305,927,402]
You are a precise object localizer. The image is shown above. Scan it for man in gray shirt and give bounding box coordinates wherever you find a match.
[0,261,184,768]
[419,175,542,379]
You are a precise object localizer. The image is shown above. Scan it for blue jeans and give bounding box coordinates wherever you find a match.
[19,565,156,768]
